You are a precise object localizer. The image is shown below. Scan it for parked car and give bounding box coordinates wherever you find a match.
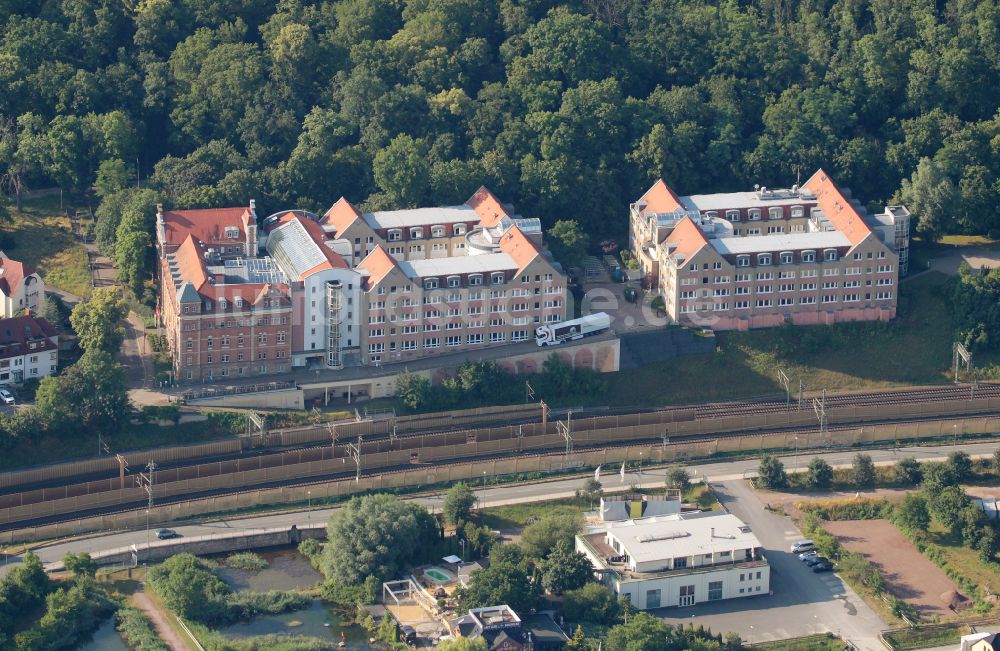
[797,550,819,561]
[804,556,829,567]
[155,528,180,540]
[0,389,14,405]
[790,540,814,553]
[400,625,417,646]
[812,561,834,572]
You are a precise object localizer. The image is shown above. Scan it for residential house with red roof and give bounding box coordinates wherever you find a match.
[630,170,910,330]
[0,255,44,318]
[0,314,58,385]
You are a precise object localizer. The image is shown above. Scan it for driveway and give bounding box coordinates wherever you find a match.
[656,479,887,650]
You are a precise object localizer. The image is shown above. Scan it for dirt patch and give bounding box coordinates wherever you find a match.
[824,519,962,619]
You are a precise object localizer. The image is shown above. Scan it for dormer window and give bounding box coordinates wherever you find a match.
[225,226,240,239]
[737,255,750,267]
[705,211,718,219]
[491,272,505,285]
[431,225,445,238]
[410,227,423,239]
[780,252,793,265]
[758,253,772,266]
[824,249,838,262]
[748,209,761,221]
[469,274,483,286]
[791,206,804,218]
[726,210,740,222]
[769,207,783,220]
[454,224,466,235]
[388,229,402,241]
[447,275,460,288]
[219,299,227,310]
[802,250,816,263]
[236,297,244,308]
[424,278,438,290]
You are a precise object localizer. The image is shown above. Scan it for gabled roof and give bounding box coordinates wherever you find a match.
[663,216,709,262]
[161,206,252,247]
[174,235,210,292]
[0,256,38,296]
[467,186,509,228]
[802,169,873,247]
[639,179,683,215]
[356,245,400,289]
[322,197,363,235]
[498,225,540,271]
[0,314,57,360]
[267,212,348,280]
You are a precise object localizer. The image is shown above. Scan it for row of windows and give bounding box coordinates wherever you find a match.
[368,331,532,353]
[385,224,469,241]
[683,279,893,298]
[185,350,285,365]
[387,242,459,255]
[186,364,289,379]
[705,206,808,221]
[678,291,893,312]
[180,318,290,330]
[186,332,287,350]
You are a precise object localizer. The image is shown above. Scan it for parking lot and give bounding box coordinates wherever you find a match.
[656,480,887,650]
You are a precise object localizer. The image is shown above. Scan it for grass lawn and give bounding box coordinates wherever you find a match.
[923,520,1000,603]
[882,623,973,650]
[1,194,92,299]
[939,234,1000,247]
[755,633,845,650]
[600,272,957,407]
[684,482,721,510]
[480,498,585,531]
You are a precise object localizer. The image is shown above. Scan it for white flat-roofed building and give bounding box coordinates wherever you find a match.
[576,511,769,610]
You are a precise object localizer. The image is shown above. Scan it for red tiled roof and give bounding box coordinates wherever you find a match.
[802,169,873,247]
[639,179,683,215]
[498,225,541,271]
[0,257,37,296]
[663,216,709,262]
[322,197,363,235]
[161,206,251,247]
[173,235,210,292]
[356,245,399,290]
[0,314,57,360]
[467,186,509,228]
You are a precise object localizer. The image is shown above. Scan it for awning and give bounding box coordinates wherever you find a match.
[442,555,462,564]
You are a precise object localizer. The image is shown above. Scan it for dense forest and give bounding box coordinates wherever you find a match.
[2,0,1000,247]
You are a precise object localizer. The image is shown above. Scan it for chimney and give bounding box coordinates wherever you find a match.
[246,199,259,256]
[155,204,167,256]
[710,527,715,538]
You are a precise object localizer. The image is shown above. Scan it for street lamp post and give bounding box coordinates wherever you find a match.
[145,509,150,562]
[459,539,466,560]
[307,491,312,521]
[481,471,487,510]
[794,436,799,470]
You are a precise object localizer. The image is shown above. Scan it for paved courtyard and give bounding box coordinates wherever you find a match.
[656,479,887,650]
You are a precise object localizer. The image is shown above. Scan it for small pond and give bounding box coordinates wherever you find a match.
[74,616,129,651]
[216,547,323,592]
[217,600,369,649]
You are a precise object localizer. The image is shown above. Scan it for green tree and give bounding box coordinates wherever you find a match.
[94,158,133,198]
[806,458,833,489]
[605,612,673,651]
[69,288,128,354]
[852,453,876,489]
[547,219,589,269]
[35,350,130,433]
[947,451,973,481]
[994,448,1000,477]
[540,540,592,594]
[562,582,621,625]
[436,637,489,651]
[461,522,500,559]
[895,457,922,485]
[62,552,97,578]
[455,544,539,614]
[372,134,430,208]
[757,455,787,489]
[575,478,603,506]
[665,467,691,493]
[921,462,959,492]
[565,625,589,651]
[146,553,229,622]
[898,157,958,242]
[443,482,476,526]
[324,494,433,586]
[395,369,432,411]
[521,512,583,559]
[927,485,970,537]
[894,494,930,532]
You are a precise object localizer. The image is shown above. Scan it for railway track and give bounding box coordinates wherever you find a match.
[2,409,993,532]
[2,383,995,500]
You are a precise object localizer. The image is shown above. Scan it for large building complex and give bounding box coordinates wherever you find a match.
[576,511,769,610]
[630,169,910,330]
[156,190,567,383]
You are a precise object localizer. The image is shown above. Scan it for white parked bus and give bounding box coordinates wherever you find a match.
[535,312,611,346]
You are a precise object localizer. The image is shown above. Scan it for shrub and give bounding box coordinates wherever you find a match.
[561,582,622,625]
[116,607,169,651]
[225,552,268,571]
